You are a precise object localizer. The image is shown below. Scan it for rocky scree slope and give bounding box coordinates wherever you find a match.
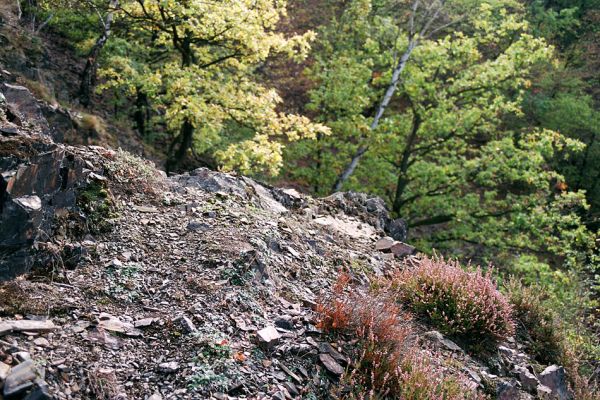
[0,83,573,399]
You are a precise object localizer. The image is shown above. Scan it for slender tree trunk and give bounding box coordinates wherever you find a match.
[166,119,194,174]
[166,37,195,173]
[313,132,325,194]
[392,112,421,214]
[79,0,118,107]
[16,0,22,20]
[332,39,418,192]
[134,88,150,137]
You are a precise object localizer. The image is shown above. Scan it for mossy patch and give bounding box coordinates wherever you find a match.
[77,180,117,234]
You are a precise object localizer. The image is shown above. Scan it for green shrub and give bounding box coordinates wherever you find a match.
[504,277,564,364]
[392,257,515,343]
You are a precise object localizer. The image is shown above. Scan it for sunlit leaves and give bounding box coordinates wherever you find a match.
[100,0,328,174]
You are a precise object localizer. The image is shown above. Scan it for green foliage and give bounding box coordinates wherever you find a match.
[188,331,238,393]
[26,0,106,55]
[286,0,596,270]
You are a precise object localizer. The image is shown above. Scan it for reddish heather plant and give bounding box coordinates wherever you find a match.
[317,273,484,399]
[392,257,515,342]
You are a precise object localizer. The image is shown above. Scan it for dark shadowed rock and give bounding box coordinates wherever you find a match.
[0,82,111,281]
[1,83,48,132]
[0,122,93,280]
[496,379,520,400]
[386,218,407,242]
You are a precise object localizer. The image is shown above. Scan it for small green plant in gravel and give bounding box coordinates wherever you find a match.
[104,264,142,302]
[77,180,117,233]
[188,330,240,394]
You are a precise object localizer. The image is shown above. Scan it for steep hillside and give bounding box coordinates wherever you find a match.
[0,77,577,399]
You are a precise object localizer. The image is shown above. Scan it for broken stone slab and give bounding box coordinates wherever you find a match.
[496,379,520,400]
[283,381,299,397]
[498,345,517,358]
[390,241,416,257]
[537,384,553,399]
[539,365,569,400]
[32,337,50,348]
[375,237,395,251]
[0,320,57,336]
[97,314,142,337]
[423,331,462,352]
[3,359,39,397]
[278,363,303,384]
[0,361,10,382]
[318,342,347,365]
[1,84,49,132]
[13,196,42,212]
[319,353,344,376]
[176,316,196,333]
[513,366,540,393]
[158,361,179,374]
[133,318,155,328]
[133,205,159,213]
[186,220,210,232]
[257,326,281,349]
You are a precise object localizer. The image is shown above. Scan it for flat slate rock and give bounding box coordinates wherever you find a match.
[0,320,57,336]
[319,353,344,376]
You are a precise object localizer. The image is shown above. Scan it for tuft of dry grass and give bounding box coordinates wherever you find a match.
[87,367,120,400]
[105,148,166,195]
[16,77,56,105]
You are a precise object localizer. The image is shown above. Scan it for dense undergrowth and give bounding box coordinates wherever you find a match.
[318,257,600,399]
[317,271,484,400]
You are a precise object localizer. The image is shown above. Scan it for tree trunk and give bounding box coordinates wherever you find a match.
[392,112,420,214]
[165,37,195,173]
[166,119,194,174]
[79,0,118,107]
[16,0,22,20]
[134,88,150,137]
[332,39,418,192]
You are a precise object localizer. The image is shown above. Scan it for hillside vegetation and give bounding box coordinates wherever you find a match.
[0,0,599,399]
